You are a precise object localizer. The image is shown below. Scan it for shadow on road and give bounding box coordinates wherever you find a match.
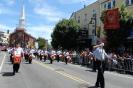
[88,86,97,88]
[2,72,14,76]
[85,69,97,72]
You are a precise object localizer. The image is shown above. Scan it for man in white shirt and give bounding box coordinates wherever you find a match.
[57,50,61,62]
[93,41,109,88]
[12,44,24,75]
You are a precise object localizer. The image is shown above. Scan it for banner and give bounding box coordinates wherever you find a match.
[104,8,120,30]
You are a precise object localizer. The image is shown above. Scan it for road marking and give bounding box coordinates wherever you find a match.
[34,60,92,86]
[56,71,90,84]
[0,53,6,73]
[34,61,55,71]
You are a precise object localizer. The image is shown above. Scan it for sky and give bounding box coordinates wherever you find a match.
[0,0,97,42]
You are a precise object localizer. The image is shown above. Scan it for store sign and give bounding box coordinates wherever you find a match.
[104,8,120,30]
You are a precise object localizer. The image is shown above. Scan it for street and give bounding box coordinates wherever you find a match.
[0,52,133,88]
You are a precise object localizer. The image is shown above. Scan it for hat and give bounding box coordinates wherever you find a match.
[97,39,102,44]
[101,43,104,47]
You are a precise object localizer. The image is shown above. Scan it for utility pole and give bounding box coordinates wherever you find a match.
[45,40,48,51]
[89,10,97,45]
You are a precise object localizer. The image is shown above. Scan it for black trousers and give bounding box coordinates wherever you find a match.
[13,64,20,73]
[95,60,106,88]
[65,58,68,64]
[56,55,60,62]
[49,57,53,64]
[40,55,42,61]
[92,60,97,71]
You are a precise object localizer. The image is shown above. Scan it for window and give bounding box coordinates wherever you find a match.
[92,29,95,35]
[112,0,116,7]
[131,0,133,4]
[125,0,133,5]
[78,16,80,23]
[104,3,107,9]
[126,0,129,5]
[92,9,96,14]
[84,27,87,30]
[108,2,111,9]
[84,14,87,22]
[92,9,96,17]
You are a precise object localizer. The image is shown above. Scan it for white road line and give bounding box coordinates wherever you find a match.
[0,54,6,73]
[34,60,92,86]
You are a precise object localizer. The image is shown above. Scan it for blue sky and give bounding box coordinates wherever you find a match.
[0,0,97,41]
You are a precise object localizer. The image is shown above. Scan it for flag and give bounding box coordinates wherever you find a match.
[104,8,120,30]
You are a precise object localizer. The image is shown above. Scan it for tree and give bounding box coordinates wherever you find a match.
[101,4,133,52]
[51,19,79,50]
[37,37,46,49]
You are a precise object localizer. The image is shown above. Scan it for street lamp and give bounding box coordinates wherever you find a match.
[45,39,48,51]
[89,12,97,45]
[89,13,97,36]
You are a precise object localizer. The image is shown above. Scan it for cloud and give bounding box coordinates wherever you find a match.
[0,3,16,15]
[58,0,83,4]
[28,0,45,3]
[29,0,68,22]
[1,0,16,6]
[0,4,8,14]
[34,4,66,22]
[27,25,54,40]
[57,0,97,5]
[33,5,65,22]
[0,24,15,32]
[6,0,16,6]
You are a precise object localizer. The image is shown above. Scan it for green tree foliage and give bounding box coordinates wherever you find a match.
[100,10,106,23]
[37,37,46,49]
[51,19,79,50]
[101,4,133,52]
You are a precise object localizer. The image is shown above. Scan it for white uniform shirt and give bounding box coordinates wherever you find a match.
[57,51,61,55]
[93,47,108,61]
[44,50,48,56]
[14,47,23,57]
[30,49,35,54]
[51,50,56,55]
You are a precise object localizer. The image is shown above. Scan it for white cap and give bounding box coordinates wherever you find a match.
[101,43,104,47]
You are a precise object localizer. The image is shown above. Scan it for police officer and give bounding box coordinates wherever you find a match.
[93,41,109,88]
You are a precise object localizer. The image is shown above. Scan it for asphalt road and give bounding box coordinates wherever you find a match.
[0,52,133,88]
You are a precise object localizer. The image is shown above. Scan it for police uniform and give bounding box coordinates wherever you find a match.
[93,43,108,88]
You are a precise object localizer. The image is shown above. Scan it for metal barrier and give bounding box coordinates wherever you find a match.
[72,55,133,75]
[108,58,133,74]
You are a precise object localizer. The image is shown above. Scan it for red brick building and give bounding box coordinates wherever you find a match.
[9,28,36,48]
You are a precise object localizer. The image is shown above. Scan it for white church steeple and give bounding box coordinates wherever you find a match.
[18,0,25,29]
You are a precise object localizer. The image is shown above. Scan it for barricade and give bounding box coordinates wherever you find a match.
[106,58,133,74]
[72,54,133,75]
